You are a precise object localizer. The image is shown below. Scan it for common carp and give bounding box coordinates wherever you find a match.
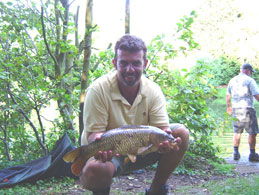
[63,125,176,176]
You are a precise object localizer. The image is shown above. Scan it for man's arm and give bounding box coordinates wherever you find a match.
[87,132,104,143]
[254,94,259,102]
[226,94,232,115]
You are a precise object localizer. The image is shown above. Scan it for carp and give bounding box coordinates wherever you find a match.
[63,125,176,176]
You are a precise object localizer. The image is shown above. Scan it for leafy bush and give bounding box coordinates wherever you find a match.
[145,33,221,170]
[195,56,240,87]
[194,55,259,87]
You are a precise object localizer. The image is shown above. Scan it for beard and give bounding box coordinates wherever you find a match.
[122,72,140,87]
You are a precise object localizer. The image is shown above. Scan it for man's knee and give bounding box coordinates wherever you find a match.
[173,125,190,155]
[171,125,189,142]
[249,133,257,139]
[80,160,115,190]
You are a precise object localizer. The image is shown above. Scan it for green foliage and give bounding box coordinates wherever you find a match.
[89,48,114,83]
[208,160,235,175]
[174,175,259,194]
[174,153,234,176]
[0,0,81,164]
[176,11,199,50]
[143,14,220,171]
[195,56,240,86]
[151,64,220,167]
[204,174,259,194]
[0,177,77,194]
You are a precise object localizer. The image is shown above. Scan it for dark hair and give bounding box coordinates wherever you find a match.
[114,35,147,62]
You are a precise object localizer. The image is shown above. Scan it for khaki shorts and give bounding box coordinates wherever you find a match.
[232,108,259,135]
[112,123,184,176]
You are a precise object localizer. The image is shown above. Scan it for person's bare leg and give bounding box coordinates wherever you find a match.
[80,160,115,191]
[248,134,256,149]
[149,126,189,193]
[233,133,241,147]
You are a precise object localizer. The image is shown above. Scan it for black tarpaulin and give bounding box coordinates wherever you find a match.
[0,134,77,188]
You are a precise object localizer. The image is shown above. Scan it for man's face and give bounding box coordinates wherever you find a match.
[113,49,148,87]
[248,70,252,77]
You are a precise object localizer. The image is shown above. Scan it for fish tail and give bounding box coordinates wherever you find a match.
[71,156,88,176]
[63,147,89,176]
[63,148,81,163]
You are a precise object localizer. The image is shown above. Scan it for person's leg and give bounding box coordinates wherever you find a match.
[80,147,162,193]
[248,134,259,161]
[80,159,115,193]
[233,133,241,160]
[246,108,259,161]
[233,133,241,147]
[148,125,189,193]
[232,108,244,160]
[248,134,256,150]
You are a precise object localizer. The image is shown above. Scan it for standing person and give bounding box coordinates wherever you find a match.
[226,63,259,161]
[80,34,189,195]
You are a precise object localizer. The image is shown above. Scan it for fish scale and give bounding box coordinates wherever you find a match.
[63,125,176,176]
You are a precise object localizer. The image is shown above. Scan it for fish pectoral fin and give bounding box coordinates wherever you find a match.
[139,145,158,156]
[137,146,152,154]
[127,154,137,163]
[124,157,130,164]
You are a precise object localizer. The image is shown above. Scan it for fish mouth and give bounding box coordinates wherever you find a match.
[169,141,177,149]
[168,136,177,148]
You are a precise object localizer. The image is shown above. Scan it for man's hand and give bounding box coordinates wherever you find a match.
[88,133,120,163]
[227,107,232,115]
[158,128,181,153]
[226,94,232,115]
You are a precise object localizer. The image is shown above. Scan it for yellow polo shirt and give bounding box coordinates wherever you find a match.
[81,72,169,145]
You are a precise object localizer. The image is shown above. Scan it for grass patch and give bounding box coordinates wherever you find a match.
[174,174,259,195]
[208,160,235,175]
[204,174,259,194]
[0,177,85,195]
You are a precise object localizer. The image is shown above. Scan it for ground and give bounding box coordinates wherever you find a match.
[67,155,259,194]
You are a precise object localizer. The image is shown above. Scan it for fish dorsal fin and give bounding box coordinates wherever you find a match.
[127,154,137,163]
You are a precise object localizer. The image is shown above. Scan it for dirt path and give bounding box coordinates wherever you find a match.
[109,156,259,194]
[69,156,259,194]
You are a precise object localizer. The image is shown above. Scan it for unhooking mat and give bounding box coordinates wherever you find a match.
[0,134,77,188]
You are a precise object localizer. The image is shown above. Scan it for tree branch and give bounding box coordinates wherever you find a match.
[35,105,45,144]
[7,84,47,155]
[41,6,60,76]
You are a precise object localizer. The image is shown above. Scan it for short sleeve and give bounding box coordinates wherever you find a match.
[148,87,169,127]
[250,79,259,96]
[81,88,108,145]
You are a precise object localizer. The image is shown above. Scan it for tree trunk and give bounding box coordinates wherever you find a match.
[79,0,93,145]
[125,0,130,34]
